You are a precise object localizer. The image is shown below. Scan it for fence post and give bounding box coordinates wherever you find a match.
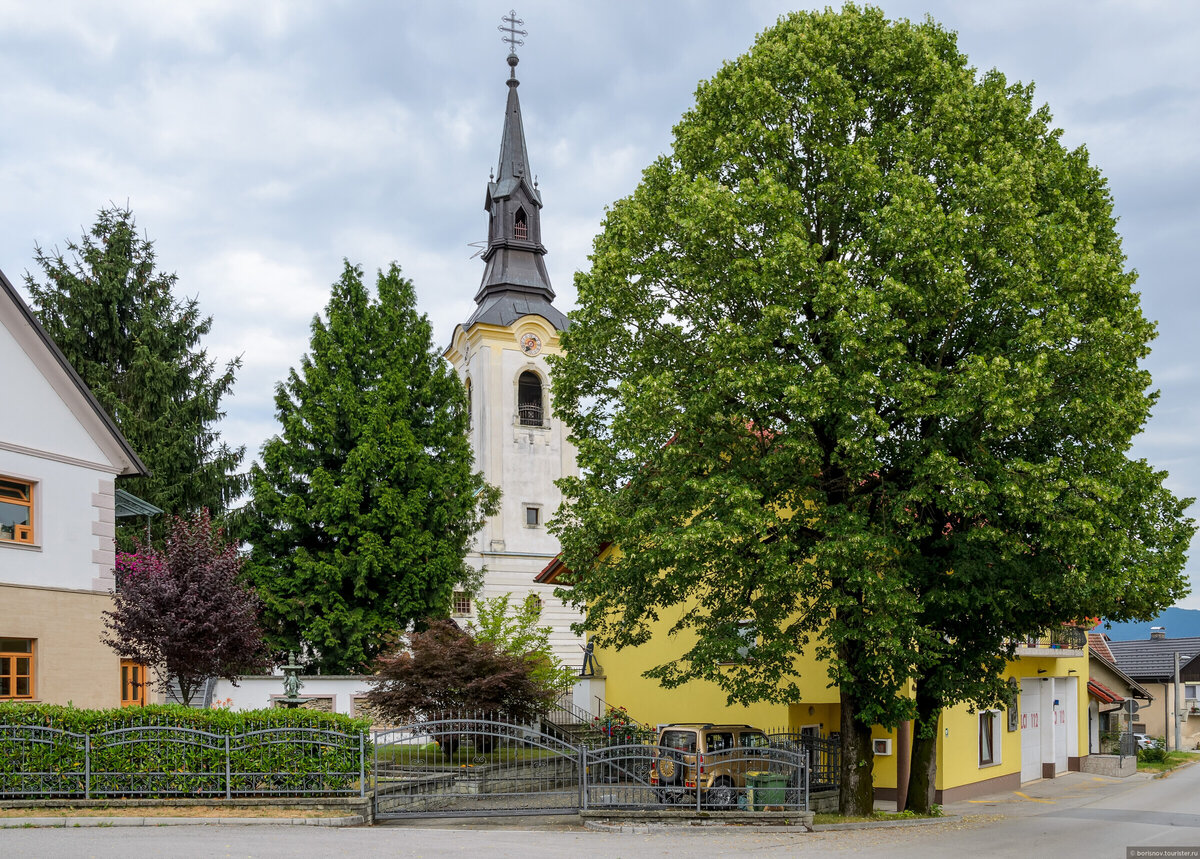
[579,745,588,811]
[360,732,366,799]
[804,747,810,812]
[225,735,232,800]
[84,733,91,800]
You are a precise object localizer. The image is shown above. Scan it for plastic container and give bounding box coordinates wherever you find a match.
[745,771,788,809]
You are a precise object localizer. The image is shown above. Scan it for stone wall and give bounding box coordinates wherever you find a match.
[1080,754,1137,778]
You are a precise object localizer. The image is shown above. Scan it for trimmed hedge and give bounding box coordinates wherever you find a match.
[0,703,372,798]
[0,702,371,733]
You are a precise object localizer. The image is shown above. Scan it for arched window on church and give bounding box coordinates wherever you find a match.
[514,207,528,240]
[517,371,543,426]
[464,377,472,427]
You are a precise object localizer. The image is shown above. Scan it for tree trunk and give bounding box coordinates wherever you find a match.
[905,682,941,813]
[838,686,876,815]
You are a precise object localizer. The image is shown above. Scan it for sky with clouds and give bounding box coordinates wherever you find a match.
[2,1,1197,607]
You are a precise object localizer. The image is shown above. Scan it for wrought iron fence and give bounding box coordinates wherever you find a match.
[373,717,583,817]
[766,731,840,790]
[586,741,807,813]
[0,724,366,799]
[371,717,811,819]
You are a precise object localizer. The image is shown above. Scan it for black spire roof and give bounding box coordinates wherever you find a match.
[465,50,567,332]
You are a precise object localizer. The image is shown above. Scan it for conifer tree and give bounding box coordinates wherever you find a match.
[25,205,245,521]
[242,261,499,674]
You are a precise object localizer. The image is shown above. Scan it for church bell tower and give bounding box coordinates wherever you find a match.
[443,27,581,665]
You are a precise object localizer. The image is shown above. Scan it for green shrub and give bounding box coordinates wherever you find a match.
[0,703,371,798]
[1138,746,1167,763]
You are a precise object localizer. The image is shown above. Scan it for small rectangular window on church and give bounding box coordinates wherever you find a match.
[525,505,540,527]
[452,591,471,616]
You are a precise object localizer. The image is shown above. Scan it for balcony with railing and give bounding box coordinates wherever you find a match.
[1011,626,1088,657]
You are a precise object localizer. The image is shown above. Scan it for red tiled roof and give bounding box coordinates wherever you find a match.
[1087,678,1124,704]
[1088,631,1115,663]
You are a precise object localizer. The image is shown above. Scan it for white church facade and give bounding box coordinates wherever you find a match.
[443,49,585,669]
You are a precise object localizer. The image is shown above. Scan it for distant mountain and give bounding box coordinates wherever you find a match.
[1100,607,1200,641]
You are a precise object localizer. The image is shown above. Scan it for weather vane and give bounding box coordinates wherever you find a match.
[499,10,526,54]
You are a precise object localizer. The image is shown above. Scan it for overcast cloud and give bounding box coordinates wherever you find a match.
[2,1,1196,607]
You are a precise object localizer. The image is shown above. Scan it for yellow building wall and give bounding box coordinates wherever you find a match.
[2,582,122,708]
[595,598,839,732]
[597,604,1089,796]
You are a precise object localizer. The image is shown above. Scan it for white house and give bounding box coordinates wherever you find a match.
[0,265,147,708]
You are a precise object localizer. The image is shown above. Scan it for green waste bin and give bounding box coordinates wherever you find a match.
[745,771,788,810]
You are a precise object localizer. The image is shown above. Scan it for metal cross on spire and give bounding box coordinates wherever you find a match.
[499,10,526,55]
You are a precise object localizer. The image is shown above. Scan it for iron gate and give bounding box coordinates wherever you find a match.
[373,717,583,818]
[372,718,809,819]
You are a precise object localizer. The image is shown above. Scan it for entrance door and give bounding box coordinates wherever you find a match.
[120,660,147,706]
[1020,680,1042,782]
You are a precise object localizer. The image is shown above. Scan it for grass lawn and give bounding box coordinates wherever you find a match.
[812,808,943,825]
[375,741,559,767]
[1137,750,1200,774]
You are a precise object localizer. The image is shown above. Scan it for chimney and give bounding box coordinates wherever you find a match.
[1150,626,1166,640]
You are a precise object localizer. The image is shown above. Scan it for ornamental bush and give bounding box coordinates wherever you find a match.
[0,703,371,797]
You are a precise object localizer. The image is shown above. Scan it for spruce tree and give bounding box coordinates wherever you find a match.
[242,261,498,673]
[25,205,245,521]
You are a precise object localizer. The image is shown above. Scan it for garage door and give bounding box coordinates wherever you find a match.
[1053,680,1069,774]
[1020,679,1042,782]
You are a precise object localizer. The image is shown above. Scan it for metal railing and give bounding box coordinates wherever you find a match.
[1012,626,1088,651]
[766,731,839,790]
[517,403,544,426]
[371,715,810,819]
[0,724,366,799]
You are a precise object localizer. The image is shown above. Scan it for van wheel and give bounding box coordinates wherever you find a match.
[705,777,735,809]
[657,751,683,785]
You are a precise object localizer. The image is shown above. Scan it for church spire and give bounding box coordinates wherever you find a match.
[465,13,566,332]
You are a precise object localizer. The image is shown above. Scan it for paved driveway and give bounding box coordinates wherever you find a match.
[4,765,1198,857]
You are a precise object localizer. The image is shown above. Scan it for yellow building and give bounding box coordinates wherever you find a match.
[539,558,1090,803]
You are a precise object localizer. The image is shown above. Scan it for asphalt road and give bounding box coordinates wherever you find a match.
[3,765,1198,858]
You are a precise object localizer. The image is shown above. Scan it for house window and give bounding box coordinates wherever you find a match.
[525,505,541,527]
[0,477,35,544]
[517,371,543,426]
[0,638,34,699]
[514,208,528,240]
[736,620,758,660]
[121,660,147,707]
[979,710,999,766]
[452,591,471,616]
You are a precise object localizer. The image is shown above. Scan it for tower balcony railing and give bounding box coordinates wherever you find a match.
[517,403,545,427]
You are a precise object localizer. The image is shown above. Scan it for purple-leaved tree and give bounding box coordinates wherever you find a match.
[103,509,268,705]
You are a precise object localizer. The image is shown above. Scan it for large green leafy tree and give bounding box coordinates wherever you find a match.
[549,5,1193,814]
[25,205,245,522]
[241,262,498,674]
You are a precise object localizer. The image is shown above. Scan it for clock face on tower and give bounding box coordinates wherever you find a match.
[520,333,542,356]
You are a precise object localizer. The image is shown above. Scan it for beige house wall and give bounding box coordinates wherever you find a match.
[1132,682,1200,748]
[2,581,120,708]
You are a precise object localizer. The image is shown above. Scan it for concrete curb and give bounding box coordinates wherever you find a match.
[1150,758,1199,780]
[812,814,960,831]
[584,818,812,834]
[0,815,365,829]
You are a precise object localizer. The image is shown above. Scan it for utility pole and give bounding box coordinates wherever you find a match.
[1175,651,1183,752]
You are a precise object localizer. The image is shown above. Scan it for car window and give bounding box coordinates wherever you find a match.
[661,730,697,753]
[739,732,769,748]
[707,731,734,751]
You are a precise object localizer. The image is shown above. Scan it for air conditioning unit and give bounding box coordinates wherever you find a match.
[873,739,893,756]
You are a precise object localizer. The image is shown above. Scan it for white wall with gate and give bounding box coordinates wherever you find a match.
[1020,676,1078,783]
